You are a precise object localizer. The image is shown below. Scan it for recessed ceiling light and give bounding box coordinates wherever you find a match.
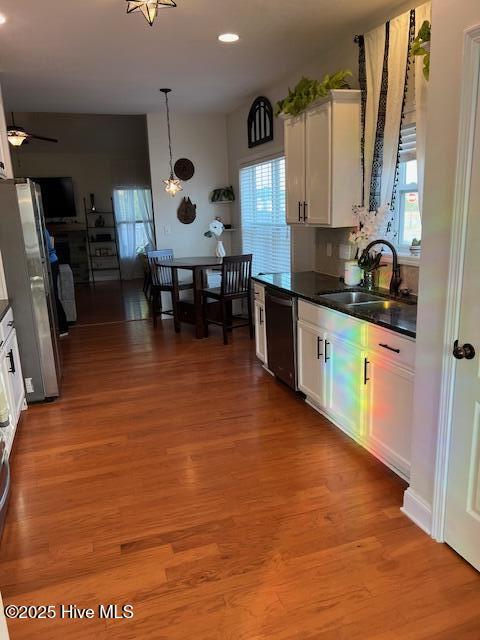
[0,14,7,25]
[218,33,239,43]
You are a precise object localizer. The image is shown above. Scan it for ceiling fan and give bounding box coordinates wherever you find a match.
[7,114,58,147]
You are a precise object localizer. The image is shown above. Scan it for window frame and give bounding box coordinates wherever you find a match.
[392,160,421,252]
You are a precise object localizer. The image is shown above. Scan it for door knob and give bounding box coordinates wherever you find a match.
[453,340,476,360]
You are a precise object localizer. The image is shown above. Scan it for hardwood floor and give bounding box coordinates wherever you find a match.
[74,279,150,325]
[1,318,479,639]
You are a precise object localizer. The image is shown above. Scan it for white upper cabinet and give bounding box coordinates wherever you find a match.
[285,114,306,223]
[284,90,361,227]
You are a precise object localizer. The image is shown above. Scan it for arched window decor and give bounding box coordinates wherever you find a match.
[247,97,274,148]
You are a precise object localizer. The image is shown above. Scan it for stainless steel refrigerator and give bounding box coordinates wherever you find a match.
[0,179,61,402]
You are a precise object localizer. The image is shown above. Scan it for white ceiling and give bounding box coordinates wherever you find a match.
[1,0,403,115]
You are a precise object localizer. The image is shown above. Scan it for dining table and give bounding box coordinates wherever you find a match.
[155,256,223,338]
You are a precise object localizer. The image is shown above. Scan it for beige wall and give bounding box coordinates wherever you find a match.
[226,0,425,274]
[147,112,231,257]
[406,0,480,521]
[11,113,151,225]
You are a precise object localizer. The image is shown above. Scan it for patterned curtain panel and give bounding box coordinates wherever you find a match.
[415,2,432,217]
[359,5,430,212]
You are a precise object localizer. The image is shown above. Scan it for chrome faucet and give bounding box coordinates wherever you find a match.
[361,239,402,297]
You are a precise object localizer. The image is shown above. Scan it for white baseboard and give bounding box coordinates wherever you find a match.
[401,488,432,535]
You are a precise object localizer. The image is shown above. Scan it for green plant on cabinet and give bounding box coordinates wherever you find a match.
[275,70,352,117]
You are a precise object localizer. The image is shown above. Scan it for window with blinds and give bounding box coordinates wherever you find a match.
[240,157,290,275]
[399,123,416,162]
[394,123,421,248]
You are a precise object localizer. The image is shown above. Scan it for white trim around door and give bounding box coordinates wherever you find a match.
[431,25,480,542]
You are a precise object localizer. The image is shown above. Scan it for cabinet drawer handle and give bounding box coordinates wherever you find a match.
[379,343,400,354]
[364,358,370,385]
[7,349,15,374]
[298,201,302,222]
[303,201,308,222]
[316,336,323,360]
[324,339,330,363]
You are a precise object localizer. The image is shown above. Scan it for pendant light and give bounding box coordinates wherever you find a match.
[160,89,182,197]
[126,0,176,27]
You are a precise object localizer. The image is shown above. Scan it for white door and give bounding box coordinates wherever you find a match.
[305,103,331,225]
[325,334,365,439]
[365,354,413,478]
[444,58,480,571]
[297,320,325,406]
[254,301,267,364]
[284,115,305,224]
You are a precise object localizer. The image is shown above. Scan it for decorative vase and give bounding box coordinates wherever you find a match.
[215,240,226,258]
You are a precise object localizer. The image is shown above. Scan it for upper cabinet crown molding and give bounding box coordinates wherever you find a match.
[284,89,361,228]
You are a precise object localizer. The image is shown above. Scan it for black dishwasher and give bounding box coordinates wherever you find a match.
[265,288,297,390]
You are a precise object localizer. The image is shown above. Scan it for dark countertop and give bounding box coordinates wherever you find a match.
[253,271,417,338]
[0,300,10,323]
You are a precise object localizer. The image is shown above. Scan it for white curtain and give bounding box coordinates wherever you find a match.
[364,23,386,211]
[415,2,432,218]
[113,188,154,280]
[363,10,412,211]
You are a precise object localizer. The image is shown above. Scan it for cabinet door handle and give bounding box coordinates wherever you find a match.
[324,339,330,362]
[303,201,308,221]
[7,349,15,374]
[364,358,370,385]
[259,307,263,325]
[7,321,14,328]
[298,201,302,222]
[316,336,323,360]
[378,343,400,354]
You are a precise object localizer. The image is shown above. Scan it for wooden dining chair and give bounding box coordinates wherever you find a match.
[146,250,193,330]
[200,254,253,344]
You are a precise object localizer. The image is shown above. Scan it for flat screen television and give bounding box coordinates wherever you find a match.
[32,177,76,218]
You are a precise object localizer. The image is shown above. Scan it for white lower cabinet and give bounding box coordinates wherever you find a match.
[2,330,25,426]
[0,313,25,455]
[297,320,326,407]
[254,300,267,364]
[297,300,414,480]
[365,352,414,478]
[325,333,365,441]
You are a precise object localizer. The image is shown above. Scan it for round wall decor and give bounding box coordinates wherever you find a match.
[174,158,195,181]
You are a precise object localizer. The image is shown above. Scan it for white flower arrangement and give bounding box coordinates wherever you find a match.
[349,204,391,253]
[204,218,224,239]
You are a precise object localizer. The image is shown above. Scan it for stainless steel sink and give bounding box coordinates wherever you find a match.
[352,300,410,312]
[318,290,414,313]
[318,291,386,305]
